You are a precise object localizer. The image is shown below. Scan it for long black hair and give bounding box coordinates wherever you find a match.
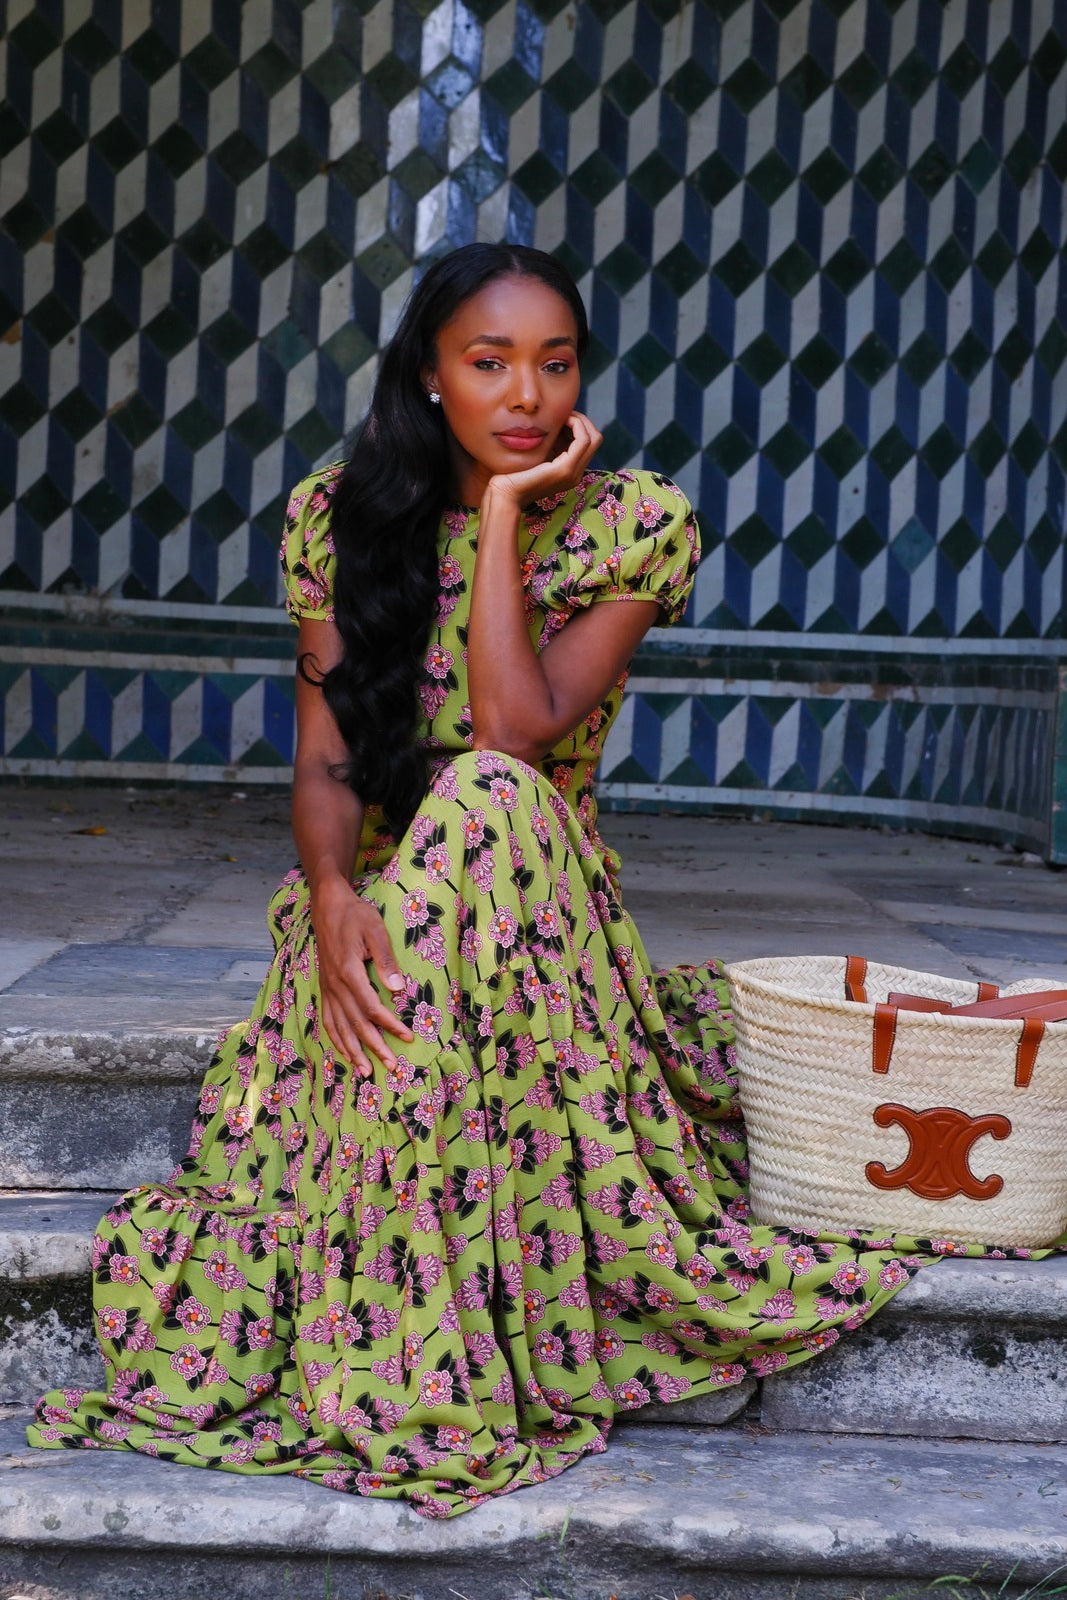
[307,243,589,838]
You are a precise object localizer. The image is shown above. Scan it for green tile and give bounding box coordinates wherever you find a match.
[551,240,589,293]
[67,18,115,72]
[135,484,185,537]
[84,300,136,355]
[930,236,968,291]
[623,333,672,386]
[818,425,864,478]
[10,12,60,69]
[570,151,621,205]
[305,48,360,104]
[544,58,596,113]
[836,51,881,110]
[4,196,47,251]
[891,47,934,106]
[691,152,741,206]
[27,292,77,347]
[171,398,220,451]
[802,147,849,205]
[118,211,169,266]
[877,238,923,293]
[194,489,244,541]
[941,41,983,99]
[919,423,961,480]
[111,392,161,446]
[938,517,980,573]
[901,331,941,386]
[126,28,176,86]
[93,117,141,172]
[186,35,235,91]
[706,422,754,475]
[240,223,290,278]
[1037,318,1067,378]
[724,58,773,114]
[144,306,195,359]
[1004,132,1041,190]
[988,37,1026,96]
[392,148,445,203]
[747,149,793,206]
[53,387,102,440]
[598,419,639,464]
[840,516,883,569]
[769,241,817,295]
[1010,420,1044,476]
[76,479,127,533]
[321,322,375,377]
[975,230,1014,287]
[298,228,350,283]
[996,325,1031,382]
[910,141,953,198]
[780,53,831,111]
[58,204,110,260]
[289,408,339,464]
[629,149,679,206]
[666,59,714,115]
[356,235,409,291]
[714,241,761,297]
[655,241,703,295]
[36,110,83,166]
[681,333,730,385]
[179,217,229,271]
[648,421,695,476]
[604,60,655,116]
[1027,514,1059,571]
[1033,28,1067,87]
[215,130,264,186]
[825,239,869,295]
[21,476,68,528]
[332,141,385,199]
[949,329,989,384]
[739,332,786,385]
[1020,226,1056,285]
[984,515,1021,572]
[230,402,282,455]
[729,513,777,565]
[794,333,839,390]
[513,151,562,205]
[858,146,903,203]
[273,136,323,190]
[849,332,895,387]
[153,125,201,178]
[263,318,314,373]
[960,138,998,193]
[0,105,27,161]
[484,59,538,114]
[763,423,808,478]
[598,241,646,296]
[785,514,834,565]
[968,420,1005,476]
[245,40,299,97]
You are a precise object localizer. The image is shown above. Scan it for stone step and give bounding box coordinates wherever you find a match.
[1,1411,1065,1599]
[3,1193,1065,1448]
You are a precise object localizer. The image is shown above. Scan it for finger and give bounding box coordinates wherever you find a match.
[366,918,406,995]
[322,995,372,1077]
[353,1016,397,1074]
[349,962,414,1041]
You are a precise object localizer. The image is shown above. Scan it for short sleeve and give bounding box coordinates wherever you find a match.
[278,462,346,624]
[564,471,701,627]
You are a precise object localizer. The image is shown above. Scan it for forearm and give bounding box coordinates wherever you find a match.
[467,484,557,757]
[291,761,364,905]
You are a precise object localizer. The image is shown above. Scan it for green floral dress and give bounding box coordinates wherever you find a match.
[30,466,1021,1519]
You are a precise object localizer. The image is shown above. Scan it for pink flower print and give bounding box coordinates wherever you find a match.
[522,965,544,1004]
[108,1254,140,1286]
[412,1002,442,1042]
[223,1104,252,1138]
[815,1296,853,1320]
[202,1251,246,1293]
[461,1108,486,1143]
[644,1282,678,1313]
[843,1301,873,1331]
[645,1233,675,1269]
[878,1259,911,1292]
[531,901,559,939]
[533,1330,566,1365]
[523,1288,547,1324]
[595,1328,626,1362]
[425,643,454,681]
[436,1424,471,1452]
[419,682,449,721]
[176,1297,212,1334]
[488,775,520,811]
[140,1226,169,1256]
[463,1166,494,1204]
[170,1345,207,1381]
[419,1369,453,1408]
[519,1231,545,1268]
[468,849,494,894]
[401,889,430,929]
[439,552,463,587]
[246,1316,275,1351]
[98,1306,128,1341]
[633,494,664,527]
[424,843,452,883]
[783,1244,818,1275]
[760,1288,797,1322]
[597,493,626,528]
[831,1262,869,1294]
[627,1188,658,1224]
[462,808,486,849]
[544,980,570,1015]
[613,1377,651,1409]
[488,906,518,949]
[199,1084,222,1114]
[803,1327,841,1354]
[126,1318,156,1353]
[459,924,482,963]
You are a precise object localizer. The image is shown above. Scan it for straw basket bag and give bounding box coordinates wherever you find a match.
[724,955,1067,1248]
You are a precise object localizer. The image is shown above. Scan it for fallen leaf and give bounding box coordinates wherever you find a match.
[73,825,108,836]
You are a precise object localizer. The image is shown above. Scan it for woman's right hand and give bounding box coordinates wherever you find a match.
[310,877,414,1078]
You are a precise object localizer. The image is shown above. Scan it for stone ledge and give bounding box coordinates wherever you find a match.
[0,1030,218,1084]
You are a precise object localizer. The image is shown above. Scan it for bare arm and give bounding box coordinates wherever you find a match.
[467,414,662,762]
[292,617,413,1077]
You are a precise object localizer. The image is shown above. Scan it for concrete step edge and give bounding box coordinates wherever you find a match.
[2,1413,1065,1587]
[0,1028,215,1084]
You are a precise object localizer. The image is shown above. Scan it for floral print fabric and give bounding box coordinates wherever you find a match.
[30,469,1029,1518]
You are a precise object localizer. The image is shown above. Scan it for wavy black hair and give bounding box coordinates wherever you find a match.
[304,243,589,838]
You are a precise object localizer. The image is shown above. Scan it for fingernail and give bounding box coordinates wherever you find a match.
[386,974,404,990]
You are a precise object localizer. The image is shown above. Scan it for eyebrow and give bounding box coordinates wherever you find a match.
[461,333,576,351]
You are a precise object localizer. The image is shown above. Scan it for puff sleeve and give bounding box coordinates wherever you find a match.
[563,470,700,626]
[278,462,346,624]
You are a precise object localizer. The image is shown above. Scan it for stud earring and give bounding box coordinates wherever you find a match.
[428,390,441,404]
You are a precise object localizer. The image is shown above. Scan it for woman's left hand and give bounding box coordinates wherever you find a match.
[484,411,603,508]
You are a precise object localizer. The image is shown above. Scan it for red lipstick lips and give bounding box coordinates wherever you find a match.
[496,427,547,451]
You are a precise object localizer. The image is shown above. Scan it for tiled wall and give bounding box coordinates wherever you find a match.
[2,0,1066,852]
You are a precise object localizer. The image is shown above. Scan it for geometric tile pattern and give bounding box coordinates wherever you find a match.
[1,0,1065,856]
[1,0,1064,638]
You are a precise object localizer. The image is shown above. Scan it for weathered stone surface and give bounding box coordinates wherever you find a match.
[760,1257,1067,1443]
[1,1417,1064,1599]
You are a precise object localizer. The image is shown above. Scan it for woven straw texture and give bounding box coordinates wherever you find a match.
[725,956,1067,1249]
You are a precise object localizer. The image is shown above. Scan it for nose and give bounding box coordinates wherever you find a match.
[508,363,541,412]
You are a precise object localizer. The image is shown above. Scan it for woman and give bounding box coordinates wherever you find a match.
[31,244,961,1517]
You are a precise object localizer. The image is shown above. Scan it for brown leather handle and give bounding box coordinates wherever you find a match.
[845,955,867,1003]
[949,990,1067,1019]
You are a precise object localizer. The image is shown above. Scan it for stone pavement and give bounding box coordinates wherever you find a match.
[0,782,1063,1032]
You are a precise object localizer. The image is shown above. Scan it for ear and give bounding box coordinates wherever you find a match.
[420,364,439,399]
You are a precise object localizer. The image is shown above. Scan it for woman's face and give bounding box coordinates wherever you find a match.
[424,273,582,502]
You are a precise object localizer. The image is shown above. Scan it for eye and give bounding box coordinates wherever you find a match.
[472,357,505,371]
[544,359,572,374]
